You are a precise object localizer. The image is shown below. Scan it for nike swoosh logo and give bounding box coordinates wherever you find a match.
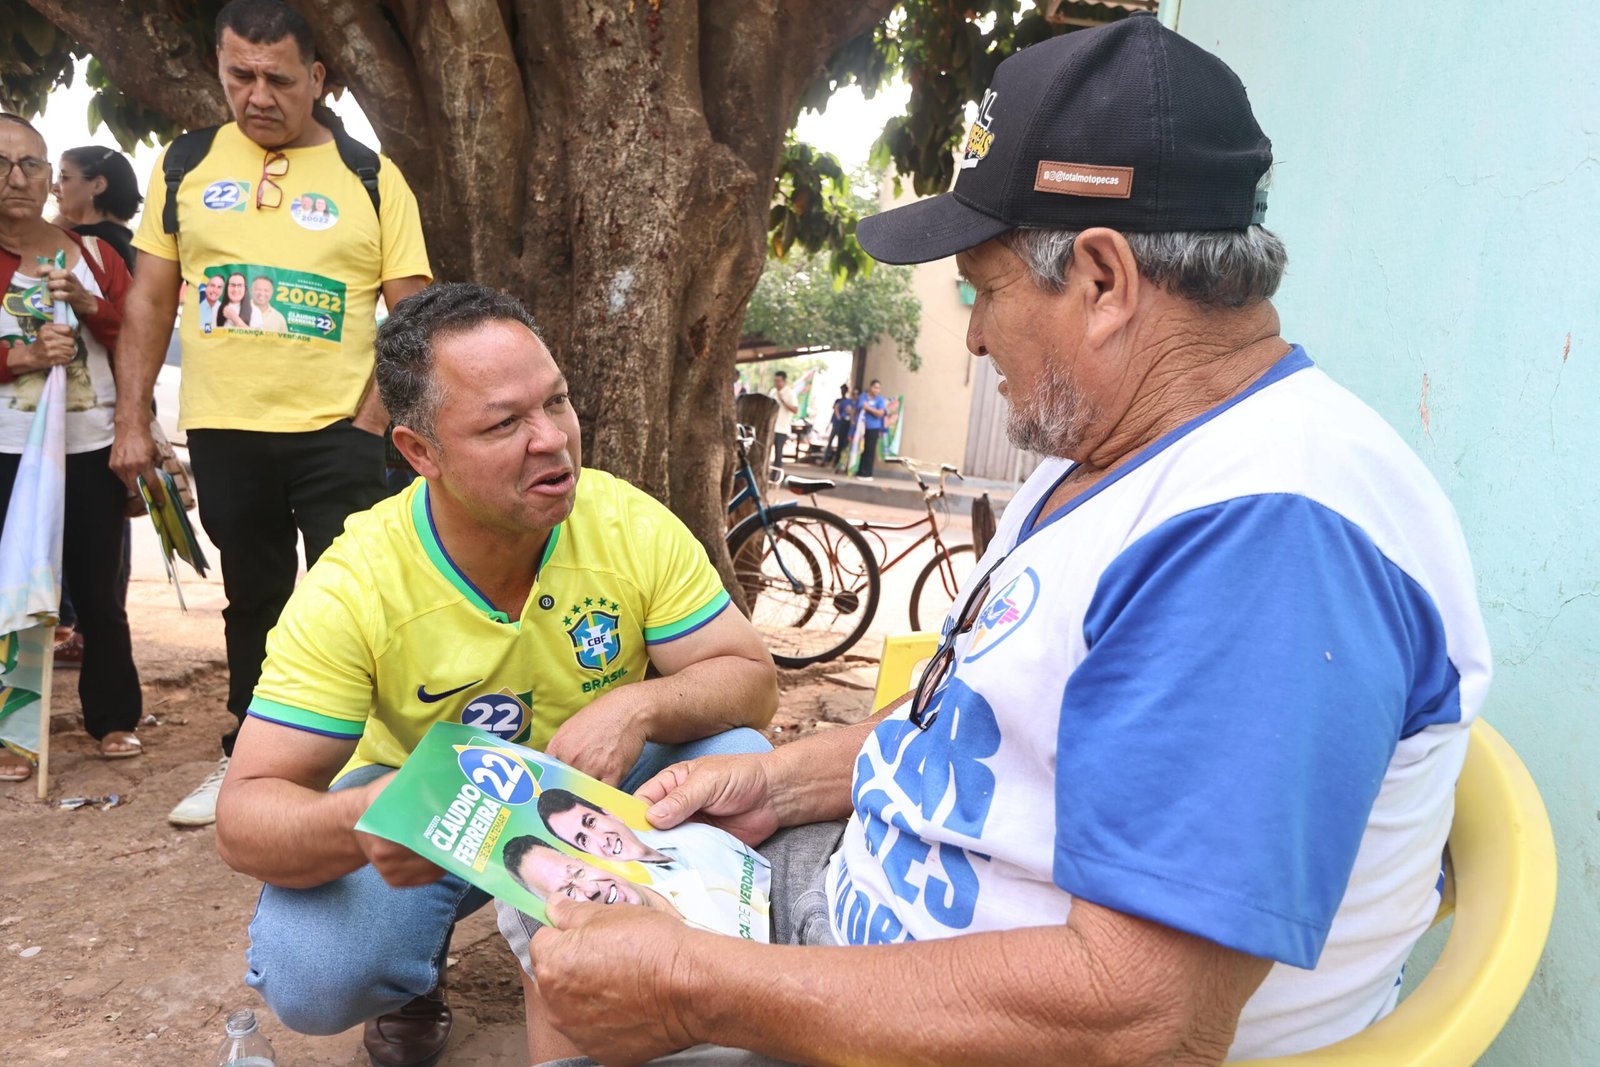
[416,680,483,703]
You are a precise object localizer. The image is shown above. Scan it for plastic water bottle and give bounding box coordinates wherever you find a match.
[215,1008,276,1066]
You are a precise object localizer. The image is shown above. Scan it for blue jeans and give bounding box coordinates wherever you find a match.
[245,728,772,1035]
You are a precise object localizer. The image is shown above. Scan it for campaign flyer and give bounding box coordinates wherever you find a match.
[356,721,771,940]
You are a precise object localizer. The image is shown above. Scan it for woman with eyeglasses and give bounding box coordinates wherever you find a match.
[0,115,144,781]
[51,146,142,270]
[50,146,144,665]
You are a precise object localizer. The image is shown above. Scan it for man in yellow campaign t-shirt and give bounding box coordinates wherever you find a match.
[110,3,431,836]
[215,282,778,1064]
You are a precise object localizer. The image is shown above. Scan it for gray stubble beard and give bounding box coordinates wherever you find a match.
[1004,356,1098,459]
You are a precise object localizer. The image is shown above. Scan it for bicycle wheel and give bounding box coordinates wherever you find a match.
[727,506,882,668]
[909,543,976,632]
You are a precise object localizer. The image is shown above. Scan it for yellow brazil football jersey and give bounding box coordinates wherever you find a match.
[131,122,431,432]
[247,469,731,779]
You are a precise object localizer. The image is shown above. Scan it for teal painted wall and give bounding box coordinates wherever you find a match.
[1169,1,1599,1061]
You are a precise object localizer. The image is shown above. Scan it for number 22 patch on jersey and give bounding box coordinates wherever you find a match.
[458,688,533,744]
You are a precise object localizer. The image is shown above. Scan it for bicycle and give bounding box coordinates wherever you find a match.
[847,456,976,633]
[725,425,881,668]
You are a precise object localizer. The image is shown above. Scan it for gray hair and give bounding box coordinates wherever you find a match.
[374,282,542,443]
[999,223,1288,309]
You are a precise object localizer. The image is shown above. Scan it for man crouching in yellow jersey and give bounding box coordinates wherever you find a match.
[214,282,778,1067]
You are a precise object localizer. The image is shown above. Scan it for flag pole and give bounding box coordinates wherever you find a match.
[35,627,51,802]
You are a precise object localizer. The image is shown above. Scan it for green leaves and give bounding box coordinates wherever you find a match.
[83,59,183,150]
[0,2,190,149]
[768,138,876,283]
[810,2,1129,205]
[0,1,81,118]
[744,215,922,371]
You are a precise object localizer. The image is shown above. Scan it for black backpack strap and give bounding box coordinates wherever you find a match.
[314,103,382,217]
[162,125,221,235]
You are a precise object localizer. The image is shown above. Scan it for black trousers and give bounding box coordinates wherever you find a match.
[0,446,141,739]
[859,429,882,476]
[187,421,387,756]
[824,422,850,466]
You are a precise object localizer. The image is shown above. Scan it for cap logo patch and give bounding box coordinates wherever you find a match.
[1033,161,1133,199]
[959,89,999,171]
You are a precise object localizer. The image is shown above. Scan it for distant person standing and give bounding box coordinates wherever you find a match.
[52,146,141,269]
[768,370,798,470]
[857,379,888,480]
[109,0,431,832]
[49,145,144,663]
[825,384,856,471]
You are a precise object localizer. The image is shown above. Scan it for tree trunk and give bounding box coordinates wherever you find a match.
[28,0,898,582]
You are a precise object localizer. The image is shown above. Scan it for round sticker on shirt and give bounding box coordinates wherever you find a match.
[456,745,537,806]
[290,192,340,231]
[202,180,246,212]
[961,567,1041,663]
[460,691,526,741]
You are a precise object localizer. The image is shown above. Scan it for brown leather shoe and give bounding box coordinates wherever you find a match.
[363,985,451,1067]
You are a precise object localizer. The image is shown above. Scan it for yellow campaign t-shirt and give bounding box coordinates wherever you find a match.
[247,469,732,778]
[132,123,432,432]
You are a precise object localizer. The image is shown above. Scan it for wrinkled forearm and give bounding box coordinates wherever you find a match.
[215,778,370,889]
[673,925,1226,1067]
[762,709,889,828]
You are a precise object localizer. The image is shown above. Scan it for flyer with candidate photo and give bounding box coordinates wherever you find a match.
[356,721,771,941]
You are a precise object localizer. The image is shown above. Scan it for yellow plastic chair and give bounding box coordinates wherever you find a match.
[872,639,1557,1066]
[1243,718,1556,1065]
[872,633,940,712]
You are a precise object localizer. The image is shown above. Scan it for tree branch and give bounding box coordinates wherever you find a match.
[22,0,227,131]
[399,0,531,277]
[699,0,896,173]
[291,1,430,174]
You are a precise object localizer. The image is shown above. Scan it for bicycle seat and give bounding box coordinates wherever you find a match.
[784,476,837,495]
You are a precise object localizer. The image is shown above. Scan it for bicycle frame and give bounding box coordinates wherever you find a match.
[728,431,812,590]
[849,469,957,577]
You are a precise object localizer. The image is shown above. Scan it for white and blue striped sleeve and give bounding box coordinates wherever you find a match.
[1053,493,1463,969]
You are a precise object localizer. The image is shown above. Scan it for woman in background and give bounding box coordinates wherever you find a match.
[52,146,141,269]
[50,147,143,664]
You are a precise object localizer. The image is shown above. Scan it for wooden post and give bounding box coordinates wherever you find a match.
[35,624,52,802]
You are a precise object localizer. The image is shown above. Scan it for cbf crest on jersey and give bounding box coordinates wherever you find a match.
[959,89,999,170]
[565,597,622,672]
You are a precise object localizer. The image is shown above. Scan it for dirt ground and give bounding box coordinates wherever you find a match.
[0,483,955,1065]
[0,642,876,1066]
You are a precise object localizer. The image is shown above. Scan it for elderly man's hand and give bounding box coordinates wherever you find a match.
[351,772,447,887]
[532,894,701,1065]
[544,698,649,788]
[635,753,781,847]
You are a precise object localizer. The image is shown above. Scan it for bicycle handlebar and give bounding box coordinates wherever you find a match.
[888,454,964,496]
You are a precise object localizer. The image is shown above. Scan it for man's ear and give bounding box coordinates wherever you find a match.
[392,424,441,480]
[1068,228,1141,347]
[310,60,327,96]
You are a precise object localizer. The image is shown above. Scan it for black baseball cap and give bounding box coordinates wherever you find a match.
[855,12,1272,265]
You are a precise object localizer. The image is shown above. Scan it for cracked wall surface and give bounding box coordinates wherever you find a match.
[1174,2,1598,1063]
